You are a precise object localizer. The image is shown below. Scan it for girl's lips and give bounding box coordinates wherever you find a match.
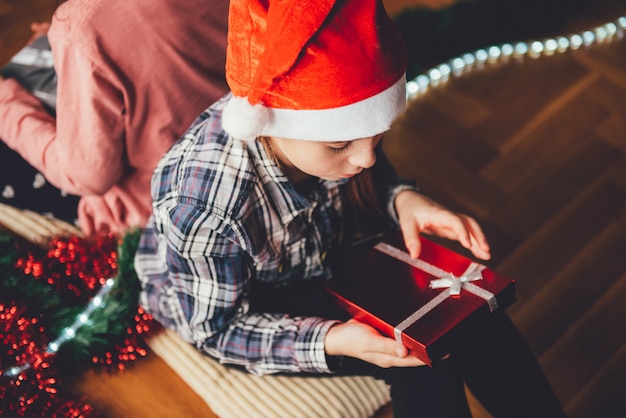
[341,169,362,178]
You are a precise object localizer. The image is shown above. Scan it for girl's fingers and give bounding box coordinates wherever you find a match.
[461,216,491,259]
[399,218,422,259]
[424,211,472,248]
[463,215,489,248]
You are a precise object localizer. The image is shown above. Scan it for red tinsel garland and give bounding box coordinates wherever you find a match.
[16,235,118,302]
[0,303,96,418]
[1,233,159,417]
[90,306,154,370]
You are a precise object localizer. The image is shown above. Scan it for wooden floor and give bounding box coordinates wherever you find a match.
[383,2,626,418]
[2,0,626,417]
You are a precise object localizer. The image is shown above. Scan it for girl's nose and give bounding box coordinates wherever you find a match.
[350,146,377,169]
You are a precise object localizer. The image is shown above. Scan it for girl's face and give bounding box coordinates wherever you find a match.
[268,134,383,183]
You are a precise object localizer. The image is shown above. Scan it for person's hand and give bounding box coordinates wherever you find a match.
[325,319,426,368]
[394,190,491,260]
[28,21,51,44]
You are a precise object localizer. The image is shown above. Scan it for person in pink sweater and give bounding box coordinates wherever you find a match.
[0,0,229,235]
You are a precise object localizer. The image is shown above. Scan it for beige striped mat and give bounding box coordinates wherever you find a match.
[0,202,391,418]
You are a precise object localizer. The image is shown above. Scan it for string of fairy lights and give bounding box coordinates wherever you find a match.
[406,16,626,100]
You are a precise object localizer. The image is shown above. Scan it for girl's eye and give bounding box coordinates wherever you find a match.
[328,142,351,154]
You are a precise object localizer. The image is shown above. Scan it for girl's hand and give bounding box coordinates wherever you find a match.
[325,319,426,368]
[394,190,491,260]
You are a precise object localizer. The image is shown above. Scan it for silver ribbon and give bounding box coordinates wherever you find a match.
[373,242,499,344]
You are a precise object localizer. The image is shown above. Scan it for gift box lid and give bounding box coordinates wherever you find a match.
[325,233,516,366]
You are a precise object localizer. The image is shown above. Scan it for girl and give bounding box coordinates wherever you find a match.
[135,0,566,416]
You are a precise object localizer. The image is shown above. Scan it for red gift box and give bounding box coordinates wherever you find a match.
[325,234,516,367]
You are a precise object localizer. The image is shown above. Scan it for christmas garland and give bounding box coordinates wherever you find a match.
[0,230,159,417]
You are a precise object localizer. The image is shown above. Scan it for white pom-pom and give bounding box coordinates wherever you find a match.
[222,96,270,140]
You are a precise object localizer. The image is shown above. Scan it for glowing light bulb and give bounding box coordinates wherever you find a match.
[438,63,451,79]
[605,23,617,37]
[544,39,558,55]
[557,36,569,52]
[451,57,466,72]
[570,34,583,49]
[594,26,608,42]
[487,46,501,62]
[428,68,442,85]
[416,74,429,91]
[462,53,475,66]
[501,43,514,57]
[474,49,488,63]
[529,41,544,58]
[4,363,34,377]
[514,42,528,57]
[406,81,420,99]
[582,30,595,46]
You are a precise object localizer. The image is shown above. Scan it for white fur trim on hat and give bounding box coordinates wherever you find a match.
[222,75,407,141]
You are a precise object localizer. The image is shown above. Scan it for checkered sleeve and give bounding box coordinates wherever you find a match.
[157,201,339,376]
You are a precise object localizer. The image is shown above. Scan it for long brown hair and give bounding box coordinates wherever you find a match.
[344,168,384,218]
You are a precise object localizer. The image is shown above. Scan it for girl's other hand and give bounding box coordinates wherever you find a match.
[325,319,426,368]
[394,190,491,260]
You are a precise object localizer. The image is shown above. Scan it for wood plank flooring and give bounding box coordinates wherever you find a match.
[2,0,626,417]
[382,3,626,417]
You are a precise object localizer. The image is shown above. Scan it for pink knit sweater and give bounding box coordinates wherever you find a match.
[0,0,229,235]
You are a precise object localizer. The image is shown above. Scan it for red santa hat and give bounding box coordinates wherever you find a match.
[222,0,408,141]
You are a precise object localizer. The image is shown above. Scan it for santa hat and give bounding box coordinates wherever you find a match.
[222,0,408,141]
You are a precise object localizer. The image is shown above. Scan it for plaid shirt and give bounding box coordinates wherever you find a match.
[135,94,415,375]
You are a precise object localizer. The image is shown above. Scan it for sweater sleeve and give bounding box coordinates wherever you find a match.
[0,23,125,196]
[0,78,57,168]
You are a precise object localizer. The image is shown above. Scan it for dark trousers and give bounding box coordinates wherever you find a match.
[250,281,567,418]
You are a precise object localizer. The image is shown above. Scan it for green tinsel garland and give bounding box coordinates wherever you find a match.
[0,229,149,370]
